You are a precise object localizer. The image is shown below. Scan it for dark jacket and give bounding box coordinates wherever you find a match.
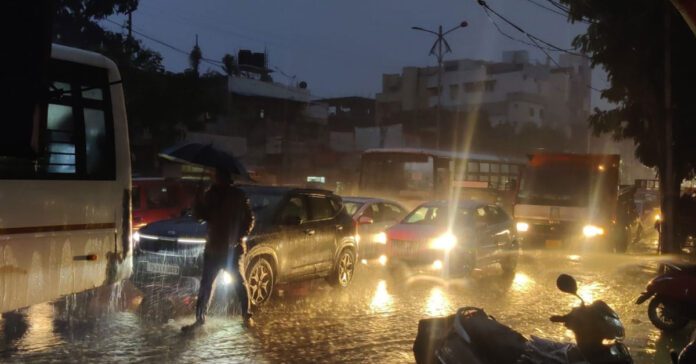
[194,184,254,257]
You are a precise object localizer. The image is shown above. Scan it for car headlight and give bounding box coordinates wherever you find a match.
[516,222,529,233]
[132,231,140,243]
[430,233,457,250]
[582,225,604,238]
[177,237,207,244]
[375,232,387,244]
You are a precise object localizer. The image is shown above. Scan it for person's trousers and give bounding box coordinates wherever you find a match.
[195,248,250,322]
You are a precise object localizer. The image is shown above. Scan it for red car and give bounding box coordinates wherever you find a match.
[385,200,520,277]
[132,178,199,229]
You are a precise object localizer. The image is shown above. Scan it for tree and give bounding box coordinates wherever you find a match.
[561,0,696,252]
[189,36,202,76]
[222,53,237,76]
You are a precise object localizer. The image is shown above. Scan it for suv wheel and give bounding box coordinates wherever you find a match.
[246,257,275,306]
[328,249,355,288]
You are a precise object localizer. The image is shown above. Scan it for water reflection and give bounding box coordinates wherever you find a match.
[425,287,450,317]
[370,280,393,313]
[511,272,534,293]
[577,281,605,303]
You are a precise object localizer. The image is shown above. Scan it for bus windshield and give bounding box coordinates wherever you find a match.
[517,163,594,206]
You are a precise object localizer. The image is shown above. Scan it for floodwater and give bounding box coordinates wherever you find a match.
[1,238,693,363]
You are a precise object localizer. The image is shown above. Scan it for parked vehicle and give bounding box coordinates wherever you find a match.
[413,274,632,364]
[636,263,696,332]
[385,200,519,277]
[132,185,359,306]
[671,328,696,364]
[342,197,407,260]
[132,177,199,229]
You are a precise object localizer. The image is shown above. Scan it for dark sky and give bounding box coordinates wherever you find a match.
[103,0,609,107]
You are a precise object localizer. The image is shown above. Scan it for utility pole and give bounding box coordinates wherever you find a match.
[412,21,468,150]
[662,3,677,254]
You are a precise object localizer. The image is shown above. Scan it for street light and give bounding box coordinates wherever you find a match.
[411,21,468,150]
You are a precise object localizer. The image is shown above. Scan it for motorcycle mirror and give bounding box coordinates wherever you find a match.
[556,274,578,295]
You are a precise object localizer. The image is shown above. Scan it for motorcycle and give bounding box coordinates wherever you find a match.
[414,274,632,364]
[636,263,696,332]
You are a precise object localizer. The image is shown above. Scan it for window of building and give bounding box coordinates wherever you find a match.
[444,61,459,72]
[449,84,459,100]
[529,107,535,117]
[485,80,496,92]
[0,59,115,180]
[539,109,544,119]
[427,86,440,97]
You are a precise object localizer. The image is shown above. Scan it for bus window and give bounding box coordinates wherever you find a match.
[501,164,510,174]
[0,59,115,180]
[480,163,490,173]
[510,165,520,174]
[467,161,479,173]
[490,163,500,173]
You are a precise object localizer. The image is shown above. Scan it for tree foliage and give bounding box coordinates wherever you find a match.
[561,0,696,182]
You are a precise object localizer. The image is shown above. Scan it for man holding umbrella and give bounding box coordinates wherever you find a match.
[163,143,256,331]
[182,166,254,331]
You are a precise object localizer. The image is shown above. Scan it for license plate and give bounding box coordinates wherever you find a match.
[545,239,562,249]
[146,262,179,275]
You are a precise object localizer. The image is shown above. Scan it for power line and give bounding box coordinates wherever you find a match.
[522,0,570,18]
[476,0,602,93]
[105,18,224,69]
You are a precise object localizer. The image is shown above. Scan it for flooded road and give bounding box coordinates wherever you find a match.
[1,240,693,363]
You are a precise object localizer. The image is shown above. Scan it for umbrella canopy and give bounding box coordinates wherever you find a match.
[159,142,250,180]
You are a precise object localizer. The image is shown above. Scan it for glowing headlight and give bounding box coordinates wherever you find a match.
[375,232,387,245]
[378,255,388,266]
[430,233,457,250]
[132,231,140,243]
[516,222,529,233]
[177,237,207,244]
[654,214,661,222]
[582,225,604,238]
[221,271,234,285]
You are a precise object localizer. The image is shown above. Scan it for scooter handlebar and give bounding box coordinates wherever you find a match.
[549,315,567,323]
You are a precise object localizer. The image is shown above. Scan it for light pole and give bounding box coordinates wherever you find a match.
[412,21,468,150]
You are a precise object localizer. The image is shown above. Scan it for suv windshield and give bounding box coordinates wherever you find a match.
[402,205,471,226]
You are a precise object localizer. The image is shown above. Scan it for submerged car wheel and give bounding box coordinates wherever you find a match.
[246,257,275,306]
[648,295,689,332]
[329,249,355,288]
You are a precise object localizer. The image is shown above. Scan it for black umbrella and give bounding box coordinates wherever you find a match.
[159,142,251,180]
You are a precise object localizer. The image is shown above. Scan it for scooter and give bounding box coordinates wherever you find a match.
[636,263,696,332]
[414,274,632,364]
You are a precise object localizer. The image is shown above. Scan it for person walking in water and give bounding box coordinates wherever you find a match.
[183,166,255,331]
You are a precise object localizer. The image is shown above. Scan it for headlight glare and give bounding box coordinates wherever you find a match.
[582,225,604,238]
[430,233,457,250]
[132,231,140,243]
[375,232,387,244]
[516,222,529,233]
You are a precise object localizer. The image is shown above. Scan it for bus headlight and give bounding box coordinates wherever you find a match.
[582,225,604,238]
[375,232,387,244]
[430,233,457,251]
[132,231,140,243]
[516,222,529,233]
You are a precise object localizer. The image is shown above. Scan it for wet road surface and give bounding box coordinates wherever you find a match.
[1,239,694,363]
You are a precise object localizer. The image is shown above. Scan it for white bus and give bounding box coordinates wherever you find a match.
[0,44,132,313]
[359,148,525,211]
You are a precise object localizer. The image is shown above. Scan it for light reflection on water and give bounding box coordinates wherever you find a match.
[370,280,393,313]
[425,287,450,317]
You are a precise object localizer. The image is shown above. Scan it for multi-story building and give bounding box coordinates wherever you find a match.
[376,50,591,136]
